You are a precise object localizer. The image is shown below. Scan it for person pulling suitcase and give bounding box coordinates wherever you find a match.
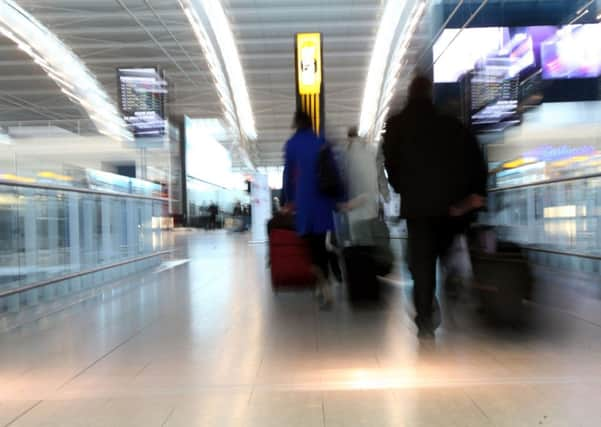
[282,111,340,309]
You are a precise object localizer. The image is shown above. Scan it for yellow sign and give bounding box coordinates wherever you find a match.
[296,33,322,95]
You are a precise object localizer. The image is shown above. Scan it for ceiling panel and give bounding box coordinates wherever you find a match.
[226,0,382,165]
[2,0,420,168]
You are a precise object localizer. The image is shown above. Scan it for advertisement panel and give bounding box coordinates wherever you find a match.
[434,24,601,83]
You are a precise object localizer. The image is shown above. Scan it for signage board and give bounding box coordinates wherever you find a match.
[296,33,322,95]
[295,33,324,135]
[117,67,167,138]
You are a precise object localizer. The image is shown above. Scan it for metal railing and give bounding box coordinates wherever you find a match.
[0,250,172,299]
[0,178,170,313]
[0,178,168,201]
[489,171,601,193]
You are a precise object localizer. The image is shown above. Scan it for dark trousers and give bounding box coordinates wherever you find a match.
[305,234,329,279]
[406,217,459,330]
[209,215,217,230]
[329,252,342,282]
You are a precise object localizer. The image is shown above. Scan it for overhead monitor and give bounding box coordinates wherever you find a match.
[117,67,167,138]
[433,24,601,83]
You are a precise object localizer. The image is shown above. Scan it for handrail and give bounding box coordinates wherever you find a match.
[523,245,601,261]
[0,250,173,299]
[388,235,601,261]
[489,172,601,193]
[0,178,169,202]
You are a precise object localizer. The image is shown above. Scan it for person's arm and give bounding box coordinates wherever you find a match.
[466,130,488,198]
[382,117,402,194]
[376,143,391,202]
[342,194,368,211]
[450,128,488,217]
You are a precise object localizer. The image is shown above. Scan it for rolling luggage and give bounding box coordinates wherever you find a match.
[334,213,392,303]
[267,211,295,234]
[470,240,533,325]
[268,214,316,290]
[342,246,380,302]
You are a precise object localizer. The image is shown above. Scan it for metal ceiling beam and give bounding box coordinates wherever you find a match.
[42,19,377,35]
[0,37,376,56]
[30,4,379,20]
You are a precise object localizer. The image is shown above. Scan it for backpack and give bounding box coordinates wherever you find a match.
[317,143,343,198]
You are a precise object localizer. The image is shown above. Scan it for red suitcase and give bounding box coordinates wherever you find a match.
[269,229,316,290]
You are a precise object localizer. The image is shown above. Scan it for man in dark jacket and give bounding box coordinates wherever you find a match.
[383,75,487,338]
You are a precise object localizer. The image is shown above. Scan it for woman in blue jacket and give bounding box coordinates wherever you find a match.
[283,111,336,309]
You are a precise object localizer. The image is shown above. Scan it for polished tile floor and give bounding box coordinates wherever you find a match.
[2,231,601,426]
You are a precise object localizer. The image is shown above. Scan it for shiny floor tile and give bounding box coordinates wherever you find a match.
[2,231,601,426]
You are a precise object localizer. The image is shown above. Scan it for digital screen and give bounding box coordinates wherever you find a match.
[117,68,167,138]
[540,25,601,79]
[433,24,601,83]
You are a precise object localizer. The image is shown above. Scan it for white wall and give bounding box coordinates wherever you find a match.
[0,133,170,178]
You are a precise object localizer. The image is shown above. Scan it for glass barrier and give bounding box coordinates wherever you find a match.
[0,182,168,312]
[0,164,162,198]
[481,176,601,255]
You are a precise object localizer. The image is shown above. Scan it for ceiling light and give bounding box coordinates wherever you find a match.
[359,0,408,138]
[569,8,589,24]
[0,1,131,142]
[359,0,427,140]
[178,0,256,169]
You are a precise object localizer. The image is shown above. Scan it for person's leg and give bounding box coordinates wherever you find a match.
[437,217,466,299]
[407,218,438,336]
[327,231,342,283]
[307,234,332,307]
[329,252,343,283]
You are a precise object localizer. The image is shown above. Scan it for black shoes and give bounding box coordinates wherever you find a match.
[416,302,440,340]
[417,327,435,340]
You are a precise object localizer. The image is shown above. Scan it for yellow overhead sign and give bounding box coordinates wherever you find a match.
[296,33,322,95]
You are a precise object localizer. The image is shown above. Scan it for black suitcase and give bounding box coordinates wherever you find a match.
[470,241,533,325]
[342,246,381,303]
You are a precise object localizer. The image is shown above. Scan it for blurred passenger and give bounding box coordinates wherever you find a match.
[283,111,336,309]
[208,202,219,230]
[340,126,390,236]
[233,201,243,217]
[272,196,280,214]
[244,204,251,231]
[383,75,487,339]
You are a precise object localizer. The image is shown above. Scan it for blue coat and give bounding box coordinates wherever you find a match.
[283,129,335,235]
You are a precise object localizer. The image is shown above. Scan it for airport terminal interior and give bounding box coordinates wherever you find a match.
[2,0,601,425]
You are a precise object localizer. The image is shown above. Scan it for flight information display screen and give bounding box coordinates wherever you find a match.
[432,24,601,132]
[433,24,601,83]
[117,68,167,138]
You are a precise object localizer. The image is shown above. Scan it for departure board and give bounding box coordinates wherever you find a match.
[117,68,167,138]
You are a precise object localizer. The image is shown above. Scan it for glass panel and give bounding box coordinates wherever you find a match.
[0,186,19,292]
[0,180,168,311]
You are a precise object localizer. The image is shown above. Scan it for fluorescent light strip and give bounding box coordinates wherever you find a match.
[0,1,131,142]
[202,0,256,139]
[569,8,589,24]
[178,0,256,169]
[359,0,427,140]
[576,0,594,16]
[359,0,408,137]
